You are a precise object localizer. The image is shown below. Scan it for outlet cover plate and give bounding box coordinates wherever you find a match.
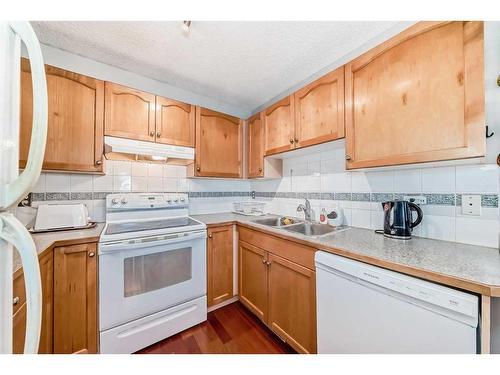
[461,195,481,216]
[403,196,427,205]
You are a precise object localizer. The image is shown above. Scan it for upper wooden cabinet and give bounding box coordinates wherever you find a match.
[193,107,242,178]
[294,67,345,148]
[207,225,234,307]
[247,113,265,178]
[264,96,295,155]
[53,243,97,354]
[104,82,156,142]
[345,21,485,169]
[20,59,104,173]
[155,97,195,147]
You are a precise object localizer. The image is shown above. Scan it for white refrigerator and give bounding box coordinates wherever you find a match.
[0,21,48,354]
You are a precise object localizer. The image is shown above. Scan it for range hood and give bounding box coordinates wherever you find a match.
[104,136,194,165]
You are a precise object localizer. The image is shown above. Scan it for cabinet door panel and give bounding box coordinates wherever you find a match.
[155,97,195,147]
[294,67,344,148]
[207,225,234,307]
[54,243,97,354]
[247,113,265,178]
[195,107,242,177]
[264,96,295,155]
[238,241,268,322]
[20,59,104,172]
[104,82,156,142]
[267,253,316,354]
[345,21,485,169]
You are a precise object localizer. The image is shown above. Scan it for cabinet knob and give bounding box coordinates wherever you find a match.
[13,296,20,306]
[156,132,161,138]
[89,252,95,257]
[95,160,102,166]
[289,139,294,144]
[345,154,352,161]
[150,131,155,137]
[261,258,266,264]
[258,167,263,172]
[196,166,201,172]
[294,138,299,144]
[266,261,272,266]
[208,234,212,238]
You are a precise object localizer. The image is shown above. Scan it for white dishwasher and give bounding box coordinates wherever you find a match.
[315,251,479,354]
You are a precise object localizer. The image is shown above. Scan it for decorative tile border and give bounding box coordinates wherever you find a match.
[30,191,499,208]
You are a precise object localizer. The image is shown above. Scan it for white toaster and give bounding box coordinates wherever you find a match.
[34,203,90,231]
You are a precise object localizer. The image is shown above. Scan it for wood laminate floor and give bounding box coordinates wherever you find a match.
[136,302,295,354]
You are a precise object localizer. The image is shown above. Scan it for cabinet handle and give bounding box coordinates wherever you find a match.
[95,160,102,166]
[289,139,294,144]
[345,154,352,161]
[156,132,161,138]
[208,234,212,239]
[88,252,95,257]
[149,131,155,137]
[13,296,20,306]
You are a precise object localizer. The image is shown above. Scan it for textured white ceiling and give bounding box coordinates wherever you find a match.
[31,21,400,115]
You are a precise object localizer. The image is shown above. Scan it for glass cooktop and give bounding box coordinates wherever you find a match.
[105,217,200,235]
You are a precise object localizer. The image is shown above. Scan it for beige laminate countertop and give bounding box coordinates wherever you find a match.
[13,223,105,274]
[192,213,500,296]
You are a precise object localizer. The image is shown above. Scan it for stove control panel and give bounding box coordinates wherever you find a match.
[106,193,188,209]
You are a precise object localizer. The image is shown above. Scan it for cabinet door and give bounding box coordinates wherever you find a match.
[12,250,54,354]
[267,253,316,354]
[247,113,265,178]
[264,96,295,155]
[345,21,485,169]
[104,82,156,142]
[20,59,104,173]
[155,96,195,147]
[207,225,234,307]
[54,243,97,354]
[238,241,268,322]
[195,107,242,177]
[294,67,345,148]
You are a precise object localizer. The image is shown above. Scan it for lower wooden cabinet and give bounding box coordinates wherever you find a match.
[238,226,317,354]
[207,225,234,307]
[238,241,268,321]
[54,242,98,354]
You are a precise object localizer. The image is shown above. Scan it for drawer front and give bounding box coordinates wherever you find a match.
[13,272,26,315]
[238,226,316,270]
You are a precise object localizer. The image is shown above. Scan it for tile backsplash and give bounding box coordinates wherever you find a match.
[251,148,500,249]
[16,160,251,226]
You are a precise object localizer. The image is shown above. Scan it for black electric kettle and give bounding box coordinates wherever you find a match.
[380,200,423,239]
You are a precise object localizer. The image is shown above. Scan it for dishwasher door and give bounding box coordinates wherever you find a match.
[315,251,479,354]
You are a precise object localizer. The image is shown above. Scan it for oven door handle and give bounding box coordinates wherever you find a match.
[99,230,207,254]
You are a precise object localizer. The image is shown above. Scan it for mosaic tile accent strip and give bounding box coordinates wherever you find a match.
[482,194,499,208]
[351,193,371,202]
[31,193,45,201]
[307,192,321,200]
[371,193,395,202]
[70,192,93,200]
[334,192,352,201]
[424,193,455,206]
[45,192,70,201]
[321,192,335,200]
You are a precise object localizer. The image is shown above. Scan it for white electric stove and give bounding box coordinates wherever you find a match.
[98,193,207,354]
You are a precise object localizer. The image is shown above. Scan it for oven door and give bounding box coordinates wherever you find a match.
[98,230,206,331]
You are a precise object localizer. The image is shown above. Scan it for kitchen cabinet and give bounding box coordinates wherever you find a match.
[345,21,485,169]
[247,113,265,178]
[238,241,268,322]
[53,242,97,354]
[12,250,53,354]
[264,96,295,155]
[294,67,345,148]
[20,59,104,173]
[238,226,317,353]
[104,82,156,142]
[192,107,242,178]
[207,225,234,307]
[267,253,316,354]
[155,96,195,147]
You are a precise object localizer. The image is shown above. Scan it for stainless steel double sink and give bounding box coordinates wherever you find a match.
[252,216,347,237]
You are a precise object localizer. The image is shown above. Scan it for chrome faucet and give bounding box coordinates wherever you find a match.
[297,198,313,221]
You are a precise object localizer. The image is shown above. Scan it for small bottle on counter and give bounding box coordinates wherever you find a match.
[319,208,327,224]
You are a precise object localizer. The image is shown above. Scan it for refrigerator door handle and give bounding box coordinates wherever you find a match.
[1,22,47,211]
[0,213,42,354]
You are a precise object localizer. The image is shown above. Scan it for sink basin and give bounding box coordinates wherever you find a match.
[283,222,340,237]
[253,217,302,227]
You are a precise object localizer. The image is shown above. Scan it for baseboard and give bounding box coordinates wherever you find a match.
[207,296,239,313]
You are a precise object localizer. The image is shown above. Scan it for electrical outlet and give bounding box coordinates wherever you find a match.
[403,196,427,205]
[461,195,481,216]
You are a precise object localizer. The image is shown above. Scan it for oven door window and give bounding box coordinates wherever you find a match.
[123,247,192,297]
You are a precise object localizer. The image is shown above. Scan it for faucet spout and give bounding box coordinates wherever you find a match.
[297,198,312,221]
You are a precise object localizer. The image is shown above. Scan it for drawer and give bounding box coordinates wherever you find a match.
[13,272,26,315]
[238,226,316,270]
